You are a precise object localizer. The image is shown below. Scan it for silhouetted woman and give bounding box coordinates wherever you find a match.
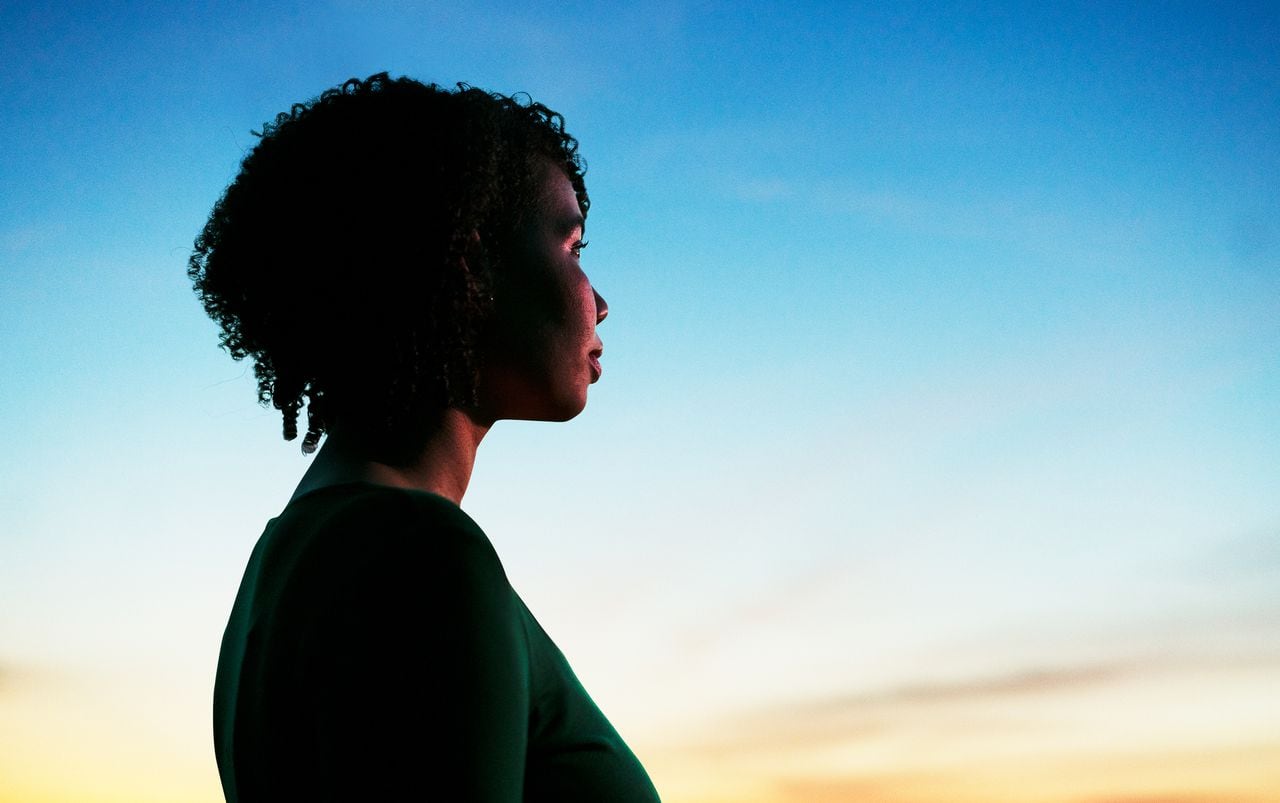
[191,73,659,802]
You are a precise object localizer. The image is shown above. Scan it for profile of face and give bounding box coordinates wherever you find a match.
[479,162,608,422]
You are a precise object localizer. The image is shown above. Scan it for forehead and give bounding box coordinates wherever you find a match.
[534,162,585,231]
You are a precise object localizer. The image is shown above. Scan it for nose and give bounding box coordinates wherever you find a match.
[594,287,608,324]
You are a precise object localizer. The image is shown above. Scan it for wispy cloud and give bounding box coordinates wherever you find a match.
[853,663,1128,706]
[662,661,1130,759]
[1076,796,1241,803]
[664,646,1280,760]
[745,660,1128,722]
[769,766,1280,803]
[0,659,63,696]
[1194,527,1280,580]
[722,172,1159,260]
[655,700,1280,803]
[673,558,852,656]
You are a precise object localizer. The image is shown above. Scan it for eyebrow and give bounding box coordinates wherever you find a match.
[555,213,585,236]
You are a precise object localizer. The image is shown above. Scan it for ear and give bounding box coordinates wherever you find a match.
[460,228,483,263]
[456,228,487,282]
[461,229,498,303]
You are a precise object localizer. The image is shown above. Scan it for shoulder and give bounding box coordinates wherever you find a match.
[292,481,484,534]
[274,482,509,600]
[287,481,490,546]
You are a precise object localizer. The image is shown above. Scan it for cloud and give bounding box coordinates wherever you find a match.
[667,661,1131,758]
[680,718,1280,803]
[771,776,922,803]
[0,660,66,695]
[752,661,1129,725]
[867,663,1128,705]
[673,559,852,656]
[0,661,22,692]
[770,774,1267,803]
[666,643,1280,765]
[720,171,1158,260]
[1076,797,1235,803]
[1195,527,1280,579]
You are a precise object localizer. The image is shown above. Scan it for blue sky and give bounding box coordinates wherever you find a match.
[2,3,1278,801]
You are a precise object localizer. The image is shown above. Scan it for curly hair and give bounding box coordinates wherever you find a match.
[189,73,588,462]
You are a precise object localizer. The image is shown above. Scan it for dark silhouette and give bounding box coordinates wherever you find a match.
[192,73,658,802]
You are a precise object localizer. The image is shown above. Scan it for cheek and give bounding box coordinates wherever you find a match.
[569,274,597,328]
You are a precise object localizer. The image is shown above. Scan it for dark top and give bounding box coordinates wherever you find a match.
[213,482,660,802]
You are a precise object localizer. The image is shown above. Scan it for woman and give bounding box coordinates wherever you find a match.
[191,73,660,802]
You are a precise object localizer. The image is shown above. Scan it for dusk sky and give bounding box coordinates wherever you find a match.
[2,3,1277,802]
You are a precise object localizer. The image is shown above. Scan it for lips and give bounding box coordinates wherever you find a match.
[588,345,603,382]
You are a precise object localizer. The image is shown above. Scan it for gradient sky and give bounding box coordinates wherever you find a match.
[2,2,1278,802]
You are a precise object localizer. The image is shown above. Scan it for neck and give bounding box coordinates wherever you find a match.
[290,408,491,505]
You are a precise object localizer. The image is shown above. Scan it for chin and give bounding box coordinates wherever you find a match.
[496,391,588,423]
[481,372,592,423]
[536,395,589,422]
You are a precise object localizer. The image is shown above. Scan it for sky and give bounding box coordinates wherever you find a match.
[1,1,1278,801]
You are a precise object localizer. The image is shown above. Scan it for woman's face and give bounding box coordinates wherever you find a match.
[479,163,608,422]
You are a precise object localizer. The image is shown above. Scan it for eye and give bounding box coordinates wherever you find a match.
[570,239,589,258]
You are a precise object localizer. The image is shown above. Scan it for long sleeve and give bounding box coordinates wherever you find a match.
[302,501,532,800]
[214,484,659,803]
[216,488,531,802]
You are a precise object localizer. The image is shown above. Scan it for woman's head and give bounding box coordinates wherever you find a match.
[189,73,590,462]
[481,159,607,424]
